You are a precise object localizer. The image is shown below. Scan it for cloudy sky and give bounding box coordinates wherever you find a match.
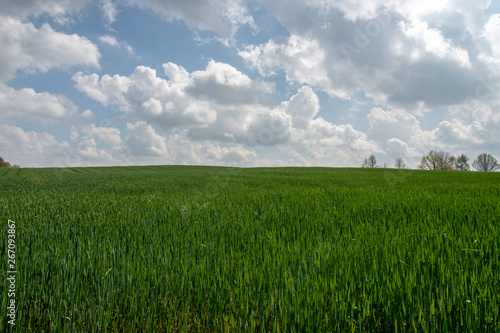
[1,0,499,168]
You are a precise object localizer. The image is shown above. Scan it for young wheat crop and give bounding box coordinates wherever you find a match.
[0,166,498,331]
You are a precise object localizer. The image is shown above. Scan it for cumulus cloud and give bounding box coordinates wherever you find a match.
[73,60,284,145]
[364,105,498,167]
[368,108,420,143]
[0,83,78,122]
[0,124,71,167]
[279,86,319,129]
[186,61,275,105]
[407,119,486,153]
[72,71,130,105]
[124,121,168,157]
[479,14,500,66]
[73,59,386,166]
[121,122,258,165]
[67,124,123,165]
[0,123,124,168]
[80,109,95,120]
[240,2,500,165]
[161,130,258,165]
[74,137,113,161]
[399,18,471,67]
[82,124,122,145]
[239,35,338,95]
[0,16,100,81]
[242,0,498,112]
[285,118,382,166]
[3,0,498,168]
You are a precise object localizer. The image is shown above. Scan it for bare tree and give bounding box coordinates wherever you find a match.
[472,153,499,172]
[418,150,455,170]
[454,154,470,171]
[362,155,378,168]
[394,157,406,169]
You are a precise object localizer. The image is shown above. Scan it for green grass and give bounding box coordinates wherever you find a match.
[0,166,499,332]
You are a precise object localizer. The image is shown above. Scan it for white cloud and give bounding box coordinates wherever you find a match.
[386,138,414,159]
[80,109,95,120]
[204,144,257,164]
[480,14,500,65]
[363,105,498,167]
[186,60,275,105]
[73,60,283,145]
[275,87,382,166]
[126,0,225,34]
[368,108,421,143]
[433,120,484,146]
[75,137,112,160]
[125,0,254,39]
[0,124,71,167]
[405,118,486,154]
[99,35,134,55]
[0,16,100,81]
[239,35,334,94]
[99,35,119,47]
[100,0,118,26]
[399,18,470,67]
[124,44,134,55]
[0,122,258,167]
[162,130,258,165]
[0,0,89,21]
[3,1,499,168]
[0,83,78,122]
[261,0,490,28]
[279,86,319,129]
[82,124,122,145]
[285,118,382,166]
[72,71,130,105]
[124,121,168,157]
[0,123,123,168]
[67,124,123,164]
[73,59,390,166]
[242,1,498,112]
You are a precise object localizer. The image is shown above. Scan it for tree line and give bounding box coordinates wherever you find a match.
[0,157,19,168]
[362,151,500,172]
[2,153,498,171]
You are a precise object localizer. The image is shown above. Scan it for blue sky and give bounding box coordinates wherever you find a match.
[1,0,499,168]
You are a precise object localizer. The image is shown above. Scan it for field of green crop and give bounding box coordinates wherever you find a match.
[0,166,499,332]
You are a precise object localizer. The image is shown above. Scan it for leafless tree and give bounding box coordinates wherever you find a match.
[418,150,455,170]
[472,153,499,172]
[394,157,406,169]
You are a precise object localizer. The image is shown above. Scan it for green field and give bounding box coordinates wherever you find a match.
[1,166,499,332]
